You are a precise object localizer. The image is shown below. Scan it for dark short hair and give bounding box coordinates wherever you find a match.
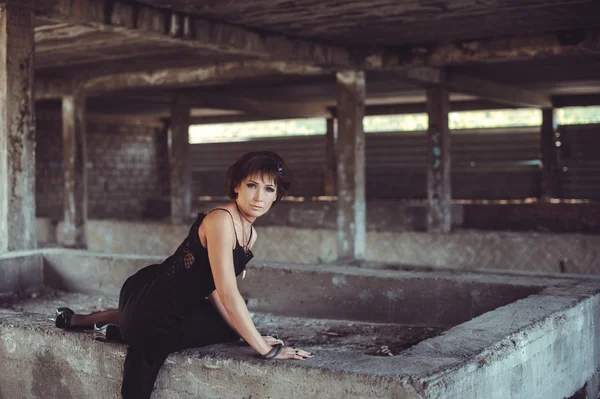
[226,151,292,205]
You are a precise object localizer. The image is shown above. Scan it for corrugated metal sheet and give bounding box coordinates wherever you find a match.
[190,135,326,197]
[190,124,598,200]
[557,123,600,200]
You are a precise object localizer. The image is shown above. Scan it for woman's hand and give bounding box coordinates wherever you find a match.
[272,346,313,360]
[263,335,284,346]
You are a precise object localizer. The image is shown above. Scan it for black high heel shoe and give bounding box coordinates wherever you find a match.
[92,322,122,343]
[54,307,75,329]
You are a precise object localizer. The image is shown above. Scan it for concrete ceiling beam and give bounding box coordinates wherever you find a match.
[365,29,600,69]
[35,0,353,68]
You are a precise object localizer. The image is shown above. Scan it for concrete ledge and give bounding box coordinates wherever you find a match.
[41,249,163,295]
[0,310,406,399]
[37,249,567,327]
[0,250,43,294]
[1,280,599,398]
[35,217,600,275]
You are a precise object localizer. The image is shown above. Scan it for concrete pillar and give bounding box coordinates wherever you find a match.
[540,108,559,199]
[335,70,366,262]
[324,118,336,197]
[426,86,452,233]
[169,104,191,223]
[62,91,87,248]
[0,3,36,251]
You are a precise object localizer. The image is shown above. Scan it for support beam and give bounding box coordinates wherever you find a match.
[169,104,191,223]
[36,0,351,67]
[324,118,336,197]
[426,86,452,234]
[540,108,559,200]
[180,92,331,119]
[445,73,552,109]
[35,75,74,100]
[0,3,36,251]
[37,61,326,98]
[62,90,87,248]
[335,70,366,263]
[386,67,551,109]
[552,94,600,108]
[366,29,600,69]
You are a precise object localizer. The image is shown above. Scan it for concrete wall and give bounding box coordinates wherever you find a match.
[35,105,166,220]
[0,251,43,294]
[37,249,554,327]
[36,217,600,276]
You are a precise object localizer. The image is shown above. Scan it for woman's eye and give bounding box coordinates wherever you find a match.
[266,187,275,193]
[246,183,256,189]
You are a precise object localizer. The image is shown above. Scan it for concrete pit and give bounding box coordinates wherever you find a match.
[0,249,599,398]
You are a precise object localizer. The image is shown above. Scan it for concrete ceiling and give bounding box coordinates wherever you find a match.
[132,0,600,47]
[31,0,600,121]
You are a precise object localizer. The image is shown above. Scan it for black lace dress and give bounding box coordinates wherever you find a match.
[118,209,253,399]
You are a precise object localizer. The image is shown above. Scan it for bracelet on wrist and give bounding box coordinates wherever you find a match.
[262,343,283,359]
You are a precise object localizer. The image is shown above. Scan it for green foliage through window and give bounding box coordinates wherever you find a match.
[189,106,600,143]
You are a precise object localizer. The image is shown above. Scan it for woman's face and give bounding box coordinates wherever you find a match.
[235,173,277,219]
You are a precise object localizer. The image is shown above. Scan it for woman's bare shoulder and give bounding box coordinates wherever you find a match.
[199,208,235,240]
[249,226,259,249]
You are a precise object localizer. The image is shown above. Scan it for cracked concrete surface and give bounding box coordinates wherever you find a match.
[0,288,445,357]
[1,250,600,398]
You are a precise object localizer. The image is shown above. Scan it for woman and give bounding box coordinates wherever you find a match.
[53,151,313,399]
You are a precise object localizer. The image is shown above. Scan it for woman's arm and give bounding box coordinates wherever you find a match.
[207,290,240,336]
[202,211,272,356]
[207,290,283,346]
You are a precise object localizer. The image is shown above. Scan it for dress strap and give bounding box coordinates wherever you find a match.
[247,226,253,248]
[208,208,238,242]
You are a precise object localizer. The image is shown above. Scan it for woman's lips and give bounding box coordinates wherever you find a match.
[250,205,262,210]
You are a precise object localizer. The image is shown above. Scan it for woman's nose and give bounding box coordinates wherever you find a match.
[254,190,263,201]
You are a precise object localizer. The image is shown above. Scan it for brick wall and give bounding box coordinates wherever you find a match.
[36,102,167,220]
[36,104,64,220]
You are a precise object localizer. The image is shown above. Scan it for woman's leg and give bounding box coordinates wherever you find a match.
[121,346,168,399]
[70,309,120,328]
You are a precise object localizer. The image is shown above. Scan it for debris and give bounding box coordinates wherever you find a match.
[318,330,341,336]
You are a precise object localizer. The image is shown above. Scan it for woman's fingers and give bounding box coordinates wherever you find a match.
[273,346,313,360]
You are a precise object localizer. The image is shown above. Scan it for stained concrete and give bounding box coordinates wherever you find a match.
[0,250,42,294]
[39,248,555,326]
[36,218,600,275]
[0,278,598,398]
[0,3,37,252]
[0,289,444,358]
[0,250,598,398]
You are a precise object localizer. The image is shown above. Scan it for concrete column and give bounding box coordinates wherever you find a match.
[0,3,36,251]
[324,118,336,197]
[426,86,452,233]
[335,70,366,262]
[540,108,559,199]
[62,91,87,248]
[169,104,191,223]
